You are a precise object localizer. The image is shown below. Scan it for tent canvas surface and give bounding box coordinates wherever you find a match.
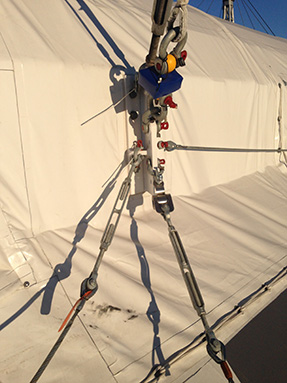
[0,1,286,382]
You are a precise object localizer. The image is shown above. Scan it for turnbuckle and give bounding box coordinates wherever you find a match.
[81,141,144,296]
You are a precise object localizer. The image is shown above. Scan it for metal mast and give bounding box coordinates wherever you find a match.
[223,0,235,23]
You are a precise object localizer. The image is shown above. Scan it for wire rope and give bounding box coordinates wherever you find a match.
[195,0,207,8]
[237,0,245,27]
[159,140,287,154]
[218,5,222,19]
[241,0,255,30]
[140,264,287,383]
[206,0,215,14]
[245,0,276,36]
[242,0,270,35]
[29,310,79,383]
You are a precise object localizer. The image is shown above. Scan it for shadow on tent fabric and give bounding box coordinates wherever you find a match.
[64,0,136,117]
[0,154,129,330]
[64,0,115,67]
[211,266,287,332]
[78,0,137,115]
[127,194,171,377]
[40,150,130,314]
[139,328,205,383]
[77,0,132,71]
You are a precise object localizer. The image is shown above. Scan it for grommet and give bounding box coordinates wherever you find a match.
[129,89,137,99]
[130,111,138,120]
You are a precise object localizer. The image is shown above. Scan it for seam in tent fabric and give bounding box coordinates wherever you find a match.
[135,263,287,382]
[0,30,35,238]
[111,260,287,381]
[32,233,118,382]
[1,2,287,382]
[13,66,35,236]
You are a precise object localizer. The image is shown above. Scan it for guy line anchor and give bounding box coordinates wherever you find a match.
[79,0,234,380]
[30,2,234,382]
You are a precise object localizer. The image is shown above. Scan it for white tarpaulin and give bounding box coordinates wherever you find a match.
[0,1,287,382]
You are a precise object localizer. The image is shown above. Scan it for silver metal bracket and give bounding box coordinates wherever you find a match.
[152,193,174,214]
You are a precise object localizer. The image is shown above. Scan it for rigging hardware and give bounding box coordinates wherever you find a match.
[29,141,144,383]
[223,0,235,23]
[146,0,174,66]
[158,140,287,153]
[83,140,144,293]
[150,166,234,382]
[31,2,239,382]
[140,0,188,98]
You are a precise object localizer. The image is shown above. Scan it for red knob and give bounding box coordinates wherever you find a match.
[164,96,177,109]
[160,121,169,130]
[137,140,143,147]
[181,50,187,61]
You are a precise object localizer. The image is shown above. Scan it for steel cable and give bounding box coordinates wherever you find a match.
[159,140,287,153]
[245,0,275,36]
[29,310,79,383]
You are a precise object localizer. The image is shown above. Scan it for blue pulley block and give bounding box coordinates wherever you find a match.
[138,66,183,99]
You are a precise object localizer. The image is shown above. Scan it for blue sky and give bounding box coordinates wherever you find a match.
[189,0,287,39]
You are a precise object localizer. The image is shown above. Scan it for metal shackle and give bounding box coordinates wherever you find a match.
[155,28,187,74]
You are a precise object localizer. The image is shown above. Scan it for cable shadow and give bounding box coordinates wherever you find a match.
[65,0,137,120]
[127,195,171,378]
[211,265,287,331]
[77,0,136,115]
[140,266,287,381]
[0,288,44,331]
[139,331,205,383]
[77,0,132,71]
[64,0,116,67]
[1,1,138,333]
[0,151,130,330]
[40,149,130,314]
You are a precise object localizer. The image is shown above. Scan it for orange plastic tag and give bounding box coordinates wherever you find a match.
[58,290,92,332]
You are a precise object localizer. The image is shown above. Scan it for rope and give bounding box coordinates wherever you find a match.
[29,144,143,382]
[241,0,271,35]
[140,264,287,382]
[239,0,255,30]
[30,310,79,383]
[245,0,276,36]
[215,265,287,332]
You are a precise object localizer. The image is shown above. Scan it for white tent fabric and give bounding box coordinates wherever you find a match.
[0,1,287,382]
